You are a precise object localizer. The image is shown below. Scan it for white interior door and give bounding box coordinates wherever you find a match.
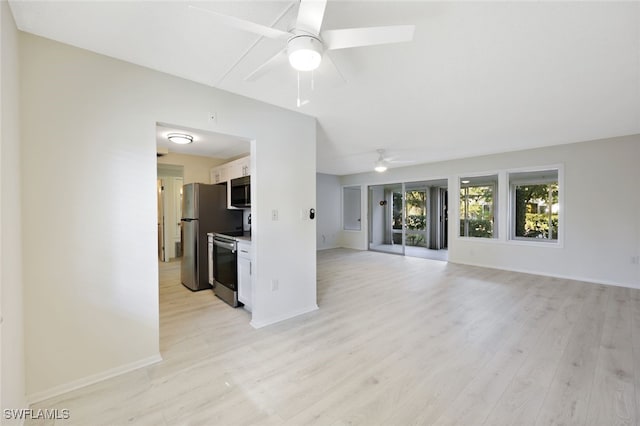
[162,178,173,261]
[173,178,183,257]
[157,179,165,261]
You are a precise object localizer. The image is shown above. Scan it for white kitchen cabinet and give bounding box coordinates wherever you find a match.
[210,164,228,184]
[237,240,252,312]
[227,156,251,180]
[238,156,250,177]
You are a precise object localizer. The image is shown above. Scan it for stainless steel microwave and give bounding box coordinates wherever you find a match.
[230,176,251,208]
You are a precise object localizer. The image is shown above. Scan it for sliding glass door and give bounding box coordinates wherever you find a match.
[404,186,428,249]
[368,179,448,260]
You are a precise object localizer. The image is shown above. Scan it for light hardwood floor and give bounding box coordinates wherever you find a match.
[27,249,640,425]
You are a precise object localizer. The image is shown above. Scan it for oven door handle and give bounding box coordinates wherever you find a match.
[213,239,236,253]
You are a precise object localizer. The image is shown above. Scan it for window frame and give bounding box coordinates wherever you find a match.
[507,165,564,247]
[458,173,499,240]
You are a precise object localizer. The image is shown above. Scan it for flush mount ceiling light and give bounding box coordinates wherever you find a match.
[167,133,193,145]
[287,36,323,71]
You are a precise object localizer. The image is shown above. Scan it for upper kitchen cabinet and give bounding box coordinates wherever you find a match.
[210,164,229,184]
[210,156,250,185]
[227,156,251,180]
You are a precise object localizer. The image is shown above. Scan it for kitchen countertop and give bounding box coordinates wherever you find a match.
[235,232,252,243]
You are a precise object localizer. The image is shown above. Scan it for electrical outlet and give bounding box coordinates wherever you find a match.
[271,279,279,291]
[272,209,278,221]
[632,256,640,265]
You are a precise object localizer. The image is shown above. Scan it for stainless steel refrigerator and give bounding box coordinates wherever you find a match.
[181,183,243,291]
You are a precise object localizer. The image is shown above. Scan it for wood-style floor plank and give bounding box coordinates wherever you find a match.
[584,286,635,425]
[631,289,640,425]
[533,284,609,425]
[482,279,586,425]
[24,249,640,425]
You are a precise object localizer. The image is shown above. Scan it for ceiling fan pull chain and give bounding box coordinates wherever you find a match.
[297,71,301,107]
[296,71,311,107]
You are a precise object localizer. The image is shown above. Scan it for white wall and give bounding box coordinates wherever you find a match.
[0,0,26,418]
[339,135,640,288]
[20,33,316,399]
[316,173,341,250]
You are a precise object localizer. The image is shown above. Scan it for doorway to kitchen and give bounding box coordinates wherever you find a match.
[368,179,448,261]
[157,164,184,262]
[155,122,252,265]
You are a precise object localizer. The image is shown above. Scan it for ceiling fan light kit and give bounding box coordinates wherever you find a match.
[288,36,323,71]
[372,148,414,172]
[193,0,415,105]
[374,162,388,173]
[374,148,388,172]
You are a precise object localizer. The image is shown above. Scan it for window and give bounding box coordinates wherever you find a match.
[509,169,559,241]
[459,175,497,238]
[343,186,361,231]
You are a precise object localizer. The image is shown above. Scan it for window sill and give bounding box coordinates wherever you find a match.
[456,236,501,243]
[507,238,563,248]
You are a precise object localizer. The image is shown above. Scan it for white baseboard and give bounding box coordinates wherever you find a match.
[316,246,339,251]
[449,260,640,290]
[26,353,162,405]
[250,304,319,329]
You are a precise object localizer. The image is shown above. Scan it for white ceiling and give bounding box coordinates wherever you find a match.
[9,1,640,175]
[156,123,249,159]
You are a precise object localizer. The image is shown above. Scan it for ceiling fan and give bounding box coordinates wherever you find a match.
[374,149,414,172]
[190,0,415,81]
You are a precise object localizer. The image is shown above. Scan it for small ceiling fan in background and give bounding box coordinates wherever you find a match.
[374,149,415,172]
[190,0,415,83]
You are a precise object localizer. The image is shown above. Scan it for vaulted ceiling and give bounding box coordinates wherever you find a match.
[9,1,640,175]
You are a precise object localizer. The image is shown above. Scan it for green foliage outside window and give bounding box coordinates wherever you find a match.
[460,183,495,238]
[406,214,425,230]
[392,192,403,230]
[391,190,428,246]
[459,219,494,238]
[514,183,558,239]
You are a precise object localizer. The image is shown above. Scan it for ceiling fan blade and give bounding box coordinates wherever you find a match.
[323,25,415,50]
[295,0,327,36]
[189,5,290,40]
[387,160,416,164]
[324,53,347,83]
[244,48,289,81]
